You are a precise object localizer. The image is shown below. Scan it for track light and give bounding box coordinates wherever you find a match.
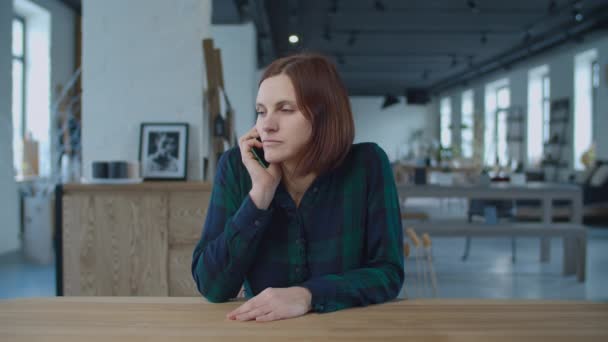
[347,31,358,46]
[382,94,399,109]
[450,55,458,68]
[422,69,430,80]
[548,0,557,14]
[374,0,386,11]
[336,54,345,65]
[330,0,338,14]
[323,24,331,41]
[480,32,487,45]
[467,1,479,13]
[467,55,474,68]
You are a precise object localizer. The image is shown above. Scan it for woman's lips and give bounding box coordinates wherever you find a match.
[263,140,282,146]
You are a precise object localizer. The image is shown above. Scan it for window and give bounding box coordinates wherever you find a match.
[527,65,550,166]
[461,90,474,158]
[12,16,26,175]
[12,1,51,178]
[484,79,510,166]
[573,49,597,170]
[440,97,452,148]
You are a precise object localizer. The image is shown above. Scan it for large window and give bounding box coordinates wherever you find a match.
[461,90,474,159]
[573,49,597,170]
[484,79,510,166]
[12,16,26,175]
[440,97,452,148]
[527,65,550,166]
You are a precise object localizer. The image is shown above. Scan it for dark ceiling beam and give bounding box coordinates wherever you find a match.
[430,4,608,94]
[325,13,540,31]
[248,0,276,67]
[212,0,242,24]
[58,0,81,13]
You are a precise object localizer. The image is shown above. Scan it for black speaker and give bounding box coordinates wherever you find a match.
[406,88,430,105]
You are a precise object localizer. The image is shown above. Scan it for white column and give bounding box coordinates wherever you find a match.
[211,22,257,140]
[0,0,20,254]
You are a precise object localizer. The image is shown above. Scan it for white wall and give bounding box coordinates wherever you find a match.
[0,0,20,255]
[350,96,430,162]
[82,0,212,180]
[436,31,608,174]
[211,22,257,140]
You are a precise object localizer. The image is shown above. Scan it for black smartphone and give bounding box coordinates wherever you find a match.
[251,137,269,168]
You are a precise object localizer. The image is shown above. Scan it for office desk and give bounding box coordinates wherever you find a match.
[1,297,607,341]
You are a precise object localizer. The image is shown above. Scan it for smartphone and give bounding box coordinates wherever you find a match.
[251,137,269,168]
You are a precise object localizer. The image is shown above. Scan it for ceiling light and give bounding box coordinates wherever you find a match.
[382,95,399,109]
[288,34,299,44]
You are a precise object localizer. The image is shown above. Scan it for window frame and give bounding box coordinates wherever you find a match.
[13,15,27,139]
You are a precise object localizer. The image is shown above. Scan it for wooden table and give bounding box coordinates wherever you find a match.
[398,182,585,279]
[1,297,607,341]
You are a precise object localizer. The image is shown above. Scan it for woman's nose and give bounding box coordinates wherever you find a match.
[260,113,278,132]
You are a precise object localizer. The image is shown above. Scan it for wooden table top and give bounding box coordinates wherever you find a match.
[1,297,607,341]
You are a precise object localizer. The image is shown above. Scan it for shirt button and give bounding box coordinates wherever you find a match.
[254,220,261,227]
[313,187,318,192]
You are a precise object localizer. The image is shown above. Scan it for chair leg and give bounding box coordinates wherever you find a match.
[462,236,471,261]
[511,237,516,263]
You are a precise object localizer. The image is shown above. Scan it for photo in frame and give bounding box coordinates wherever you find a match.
[139,123,189,180]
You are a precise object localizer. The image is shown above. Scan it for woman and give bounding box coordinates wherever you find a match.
[192,53,404,322]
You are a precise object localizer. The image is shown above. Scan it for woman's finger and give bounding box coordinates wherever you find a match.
[239,127,260,144]
[234,305,272,322]
[255,311,280,322]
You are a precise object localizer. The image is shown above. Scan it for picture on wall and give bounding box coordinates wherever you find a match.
[139,123,189,180]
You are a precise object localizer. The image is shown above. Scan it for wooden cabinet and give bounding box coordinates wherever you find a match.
[61,182,212,296]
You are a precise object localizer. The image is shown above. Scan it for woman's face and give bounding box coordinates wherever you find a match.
[255,74,312,166]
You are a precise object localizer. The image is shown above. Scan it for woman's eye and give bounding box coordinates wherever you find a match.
[281,108,294,112]
[256,111,265,116]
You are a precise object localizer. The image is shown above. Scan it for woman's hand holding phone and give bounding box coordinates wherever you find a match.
[238,127,282,210]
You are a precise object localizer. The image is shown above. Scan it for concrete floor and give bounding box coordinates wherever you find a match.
[400,227,608,301]
[1,227,607,301]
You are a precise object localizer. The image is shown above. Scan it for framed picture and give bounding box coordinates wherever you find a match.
[139,123,189,180]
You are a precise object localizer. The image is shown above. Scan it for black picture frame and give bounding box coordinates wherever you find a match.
[139,123,189,181]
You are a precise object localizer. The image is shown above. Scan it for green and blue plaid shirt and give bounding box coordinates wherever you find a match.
[192,142,404,313]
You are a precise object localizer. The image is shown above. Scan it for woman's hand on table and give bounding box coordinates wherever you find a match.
[226,287,312,322]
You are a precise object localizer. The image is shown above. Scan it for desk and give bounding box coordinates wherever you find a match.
[398,182,584,279]
[1,297,607,341]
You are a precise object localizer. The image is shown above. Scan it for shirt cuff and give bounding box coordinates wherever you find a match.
[300,277,337,313]
[227,194,274,242]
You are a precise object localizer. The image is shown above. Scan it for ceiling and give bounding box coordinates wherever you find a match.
[62,0,608,98]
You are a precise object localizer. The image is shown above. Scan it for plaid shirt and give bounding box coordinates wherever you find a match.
[191,142,404,313]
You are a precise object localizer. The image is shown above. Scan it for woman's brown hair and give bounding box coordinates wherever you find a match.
[259,53,355,177]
